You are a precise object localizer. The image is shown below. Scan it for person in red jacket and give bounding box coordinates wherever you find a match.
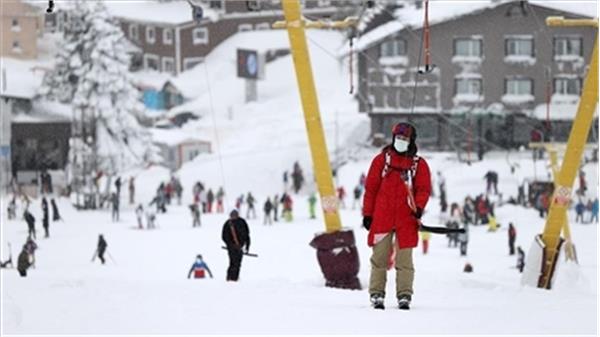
[362,122,431,310]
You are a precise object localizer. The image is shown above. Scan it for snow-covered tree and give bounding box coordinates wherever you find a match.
[40,0,154,172]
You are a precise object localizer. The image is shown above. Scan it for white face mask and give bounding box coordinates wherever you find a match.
[394,138,409,153]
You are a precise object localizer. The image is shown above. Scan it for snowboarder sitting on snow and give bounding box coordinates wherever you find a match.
[17,245,31,277]
[362,122,432,310]
[187,254,213,279]
[222,209,250,282]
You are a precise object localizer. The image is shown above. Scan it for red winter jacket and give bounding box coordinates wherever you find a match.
[362,149,431,248]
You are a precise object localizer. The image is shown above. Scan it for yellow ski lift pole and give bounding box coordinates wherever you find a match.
[274,0,357,232]
[537,16,598,289]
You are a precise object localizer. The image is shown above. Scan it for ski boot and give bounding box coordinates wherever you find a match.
[397,294,411,310]
[370,293,385,310]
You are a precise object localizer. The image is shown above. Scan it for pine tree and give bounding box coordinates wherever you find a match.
[40,0,153,172]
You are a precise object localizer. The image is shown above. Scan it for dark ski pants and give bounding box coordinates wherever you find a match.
[460,242,468,256]
[226,248,243,281]
[509,239,515,255]
[98,250,106,264]
[28,227,36,240]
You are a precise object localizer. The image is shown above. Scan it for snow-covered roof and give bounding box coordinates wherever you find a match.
[104,0,219,25]
[131,70,171,90]
[532,97,599,121]
[0,58,44,99]
[353,0,597,53]
[150,128,209,146]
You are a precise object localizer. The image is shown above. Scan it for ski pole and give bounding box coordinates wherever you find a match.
[91,249,98,262]
[106,250,118,265]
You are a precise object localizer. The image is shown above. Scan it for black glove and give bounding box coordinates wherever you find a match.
[413,207,423,219]
[362,216,372,230]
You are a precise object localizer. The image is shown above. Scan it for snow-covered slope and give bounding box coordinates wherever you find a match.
[2,25,598,336]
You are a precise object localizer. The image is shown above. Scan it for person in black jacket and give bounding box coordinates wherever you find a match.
[96,235,108,264]
[41,197,49,238]
[221,209,250,281]
[51,198,62,221]
[24,210,36,240]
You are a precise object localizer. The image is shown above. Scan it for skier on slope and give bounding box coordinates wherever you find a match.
[95,235,108,264]
[362,122,431,310]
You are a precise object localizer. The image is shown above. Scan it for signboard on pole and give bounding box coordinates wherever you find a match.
[237,49,265,80]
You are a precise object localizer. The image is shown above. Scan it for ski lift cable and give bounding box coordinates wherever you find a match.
[408,0,428,115]
[304,32,506,153]
[360,3,555,160]
[201,58,230,209]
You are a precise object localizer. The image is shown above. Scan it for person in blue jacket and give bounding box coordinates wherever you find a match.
[187,254,213,279]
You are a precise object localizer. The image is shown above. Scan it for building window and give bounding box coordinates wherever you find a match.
[162,57,175,74]
[12,40,22,53]
[505,78,533,95]
[163,28,173,45]
[184,57,205,70]
[11,18,20,31]
[554,36,582,58]
[255,22,270,30]
[129,24,139,40]
[380,39,406,57]
[209,0,223,9]
[554,76,581,95]
[505,36,533,56]
[454,38,482,57]
[146,26,156,44]
[455,78,482,95]
[238,23,253,32]
[144,54,159,71]
[192,27,208,45]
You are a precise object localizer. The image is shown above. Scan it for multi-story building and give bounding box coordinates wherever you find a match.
[0,0,44,60]
[100,0,359,75]
[355,1,597,149]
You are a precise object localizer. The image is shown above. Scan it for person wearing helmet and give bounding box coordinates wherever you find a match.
[362,122,432,310]
[187,254,213,279]
[221,209,250,281]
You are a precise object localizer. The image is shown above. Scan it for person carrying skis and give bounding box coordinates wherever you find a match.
[41,197,50,238]
[508,222,517,255]
[221,210,250,281]
[187,254,213,279]
[362,122,431,310]
[95,234,108,264]
[263,197,273,225]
